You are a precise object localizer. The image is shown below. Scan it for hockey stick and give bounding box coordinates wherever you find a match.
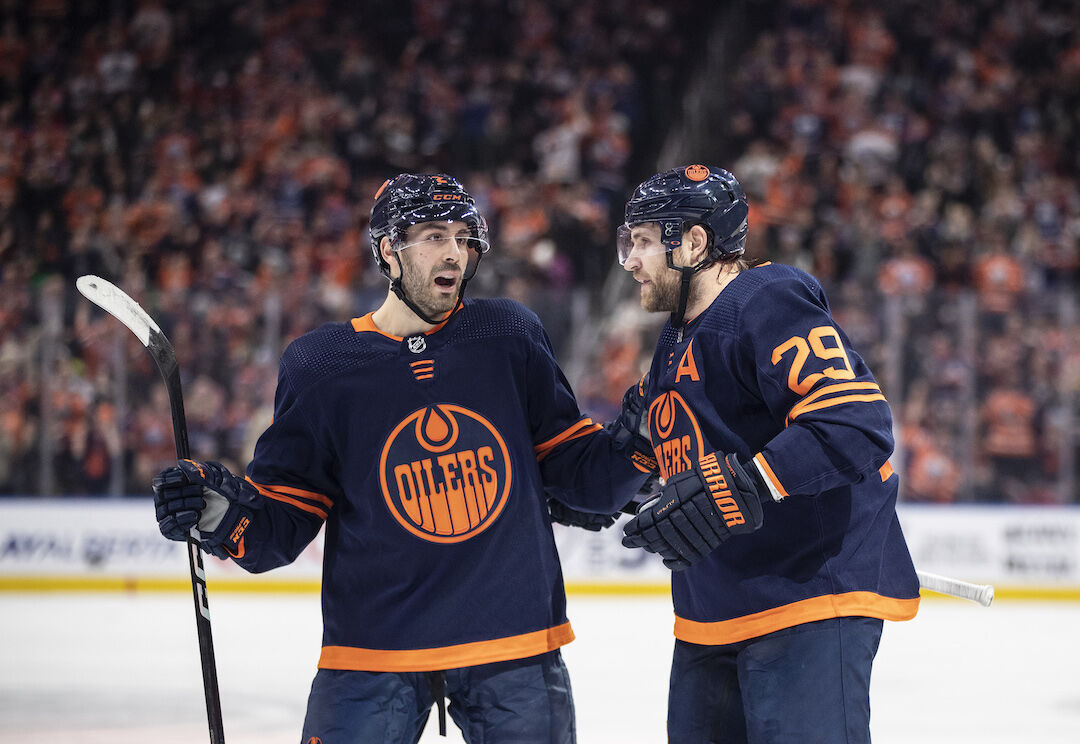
[76,275,226,744]
[917,569,994,607]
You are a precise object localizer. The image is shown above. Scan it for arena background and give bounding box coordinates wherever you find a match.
[1,0,1078,740]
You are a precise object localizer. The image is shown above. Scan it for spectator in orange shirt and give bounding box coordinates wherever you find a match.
[973,234,1026,323]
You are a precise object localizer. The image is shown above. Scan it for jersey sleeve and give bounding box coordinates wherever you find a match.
[524,322,651,512]
[740,277,894,499]
[234,350,341,572]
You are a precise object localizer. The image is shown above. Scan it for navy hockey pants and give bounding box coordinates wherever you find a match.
[300,649,576,743]
[667,616,883,744]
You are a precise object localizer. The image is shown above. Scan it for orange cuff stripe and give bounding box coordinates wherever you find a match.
[318,622,575,672]
[753,453,788,499]
[787,382,882,423]
[534,419,602,461]
[246,478,330,520]
[246,477,334,508]
[788,393,887,423]
[674,592,920,645]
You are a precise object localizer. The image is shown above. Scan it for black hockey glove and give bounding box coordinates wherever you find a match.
[548,498,619,531]
[622,452,767,570]
[606,376,658,477]
[152,459,260,560]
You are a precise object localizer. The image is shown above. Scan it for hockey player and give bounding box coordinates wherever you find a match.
[616,164,920,743]
[152,173,653,743]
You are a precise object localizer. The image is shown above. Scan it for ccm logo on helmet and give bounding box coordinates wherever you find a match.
[432,193,464,201]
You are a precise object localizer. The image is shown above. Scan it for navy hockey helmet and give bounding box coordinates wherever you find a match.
[369,173,490,278]
[618,164,748,268]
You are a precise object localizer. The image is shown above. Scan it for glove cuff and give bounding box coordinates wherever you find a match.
[201,501,254,559]
[606,419,657,474]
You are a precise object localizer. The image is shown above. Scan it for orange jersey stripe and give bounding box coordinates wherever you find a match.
[246,477,331,520]
[246,478,334,508]
[534,419,602,461]
[788,393,887,422]
[318,622,575,672]
[674,592,919,645]
[753,453,788,499]
[879,460,894,481]
[786,382,883,423]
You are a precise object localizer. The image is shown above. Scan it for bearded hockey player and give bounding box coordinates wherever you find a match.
[617,164,920,743]
[152,172,653,743]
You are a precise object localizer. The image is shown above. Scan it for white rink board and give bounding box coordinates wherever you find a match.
[2,499,1079,590]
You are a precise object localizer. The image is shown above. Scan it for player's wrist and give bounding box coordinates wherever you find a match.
[198,500,253,559]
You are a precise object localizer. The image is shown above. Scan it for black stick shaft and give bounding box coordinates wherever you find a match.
[150,330,226,744]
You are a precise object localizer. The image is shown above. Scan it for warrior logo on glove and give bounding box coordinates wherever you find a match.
[698,452,748,528]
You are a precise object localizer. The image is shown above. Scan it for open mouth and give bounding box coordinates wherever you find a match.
[434,275,458,289]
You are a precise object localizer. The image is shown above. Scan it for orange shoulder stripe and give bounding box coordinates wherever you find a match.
[318,622,575,672]
[246,477,331,520]
[534,419,602,461]
[674,592,919,645]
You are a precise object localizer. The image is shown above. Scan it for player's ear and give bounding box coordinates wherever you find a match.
[685,224,710,264]
[380,237,400,278]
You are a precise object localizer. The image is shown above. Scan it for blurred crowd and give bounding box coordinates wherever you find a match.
[717,0,1079,503]
[0,0,1076,503]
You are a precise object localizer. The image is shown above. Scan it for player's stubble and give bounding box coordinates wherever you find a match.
[399,253,462,321]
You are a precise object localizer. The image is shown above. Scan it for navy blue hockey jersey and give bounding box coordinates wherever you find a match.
[229,298,647,671]
[642,262,920,644]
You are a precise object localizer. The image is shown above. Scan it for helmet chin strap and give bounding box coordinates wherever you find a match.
[666,252,713,328]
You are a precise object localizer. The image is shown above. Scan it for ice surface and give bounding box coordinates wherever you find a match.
[1,593,1077,742]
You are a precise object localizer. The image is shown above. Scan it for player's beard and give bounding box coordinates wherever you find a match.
[399,258,462,321]
[640,268,682,313]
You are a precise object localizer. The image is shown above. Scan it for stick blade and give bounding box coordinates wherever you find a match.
[76,275,160,347]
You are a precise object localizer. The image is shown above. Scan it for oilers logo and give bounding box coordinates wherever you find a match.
[648,390,706,480]
[379,404,512,543]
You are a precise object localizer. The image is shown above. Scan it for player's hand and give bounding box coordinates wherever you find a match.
[152,459,256,558]
[548,499,619,531]
[607,375,657,475]
[621,452,766,570]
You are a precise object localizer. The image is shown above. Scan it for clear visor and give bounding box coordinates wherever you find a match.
[395,234,491,255]
[616,223,670,266]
